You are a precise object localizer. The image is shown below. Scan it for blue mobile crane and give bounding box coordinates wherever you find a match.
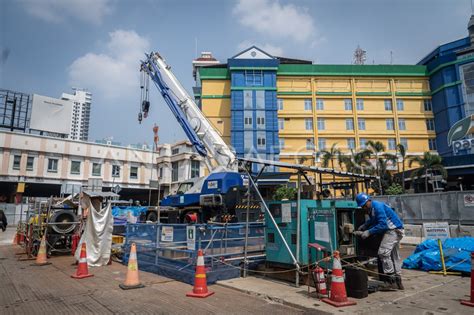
[139,52,248,223]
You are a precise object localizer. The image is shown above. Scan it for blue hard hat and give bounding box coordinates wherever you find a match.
[356,193,371,207]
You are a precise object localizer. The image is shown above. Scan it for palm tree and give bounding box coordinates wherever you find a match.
[408,152,447,193]
[367,140,385,194]
[338,149,372,192]
[316,143,342,196]
[396,143,407,193]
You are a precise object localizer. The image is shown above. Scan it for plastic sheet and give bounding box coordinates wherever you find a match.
[402,237,474,273]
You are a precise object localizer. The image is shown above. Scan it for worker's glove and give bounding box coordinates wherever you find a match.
[361,230,370,239]
[357,225,366,231]
[352,231,363,237]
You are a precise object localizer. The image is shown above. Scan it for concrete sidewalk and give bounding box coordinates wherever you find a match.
[0,245,304,315]
[0,227,17,246]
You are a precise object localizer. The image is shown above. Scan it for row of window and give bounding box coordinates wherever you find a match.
[171,160,200,182]
[12,155,140,179]
[278,98,433,112]
[278,118,435,131]
[279,137,436,151]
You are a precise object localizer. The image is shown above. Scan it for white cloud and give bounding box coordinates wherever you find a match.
[68,30,150,100]
[234,0,316,42]
[237,41,284,56]
[21,0,112,24]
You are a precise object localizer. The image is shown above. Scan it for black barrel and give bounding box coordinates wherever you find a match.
[345,267,368,299]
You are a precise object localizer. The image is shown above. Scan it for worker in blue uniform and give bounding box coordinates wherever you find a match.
[353,193,404,291]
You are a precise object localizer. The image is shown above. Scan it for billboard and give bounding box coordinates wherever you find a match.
[30,94,72,134]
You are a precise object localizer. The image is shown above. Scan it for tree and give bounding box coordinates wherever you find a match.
[408,152,447,193]
[367,140,386,194]
[396,144,407,193]
[317,143,341,190]
[338,149,372,192]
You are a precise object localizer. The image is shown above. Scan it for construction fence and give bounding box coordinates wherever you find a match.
[122,222,265,284]
[373,191,474,225]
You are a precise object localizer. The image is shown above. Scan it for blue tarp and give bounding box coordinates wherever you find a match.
[112,206,147,217]
[402,237,474,274]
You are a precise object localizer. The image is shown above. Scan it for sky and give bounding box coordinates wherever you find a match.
[0,0,472,146]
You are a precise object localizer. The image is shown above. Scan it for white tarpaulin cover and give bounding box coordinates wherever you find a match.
[75,195,113,266]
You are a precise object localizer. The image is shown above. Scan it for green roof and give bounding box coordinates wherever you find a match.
[199,64,428,80]
[277,64,428,77]
[199,68,230,80]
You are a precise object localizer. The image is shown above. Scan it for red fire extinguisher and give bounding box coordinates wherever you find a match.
[315,266,327,295]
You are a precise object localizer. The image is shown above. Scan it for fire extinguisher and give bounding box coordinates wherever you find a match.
[314,266,327,295]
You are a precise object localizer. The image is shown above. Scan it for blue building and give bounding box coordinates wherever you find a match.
[418,15,474,188]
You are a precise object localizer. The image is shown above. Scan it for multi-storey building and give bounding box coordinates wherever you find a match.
[417,14,474,189]
[197,46,434,176]
[0,131,202,204]
[61,88,92,141]
[155,140,205,196]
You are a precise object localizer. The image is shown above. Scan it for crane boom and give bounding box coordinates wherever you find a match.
[140,52,237,171]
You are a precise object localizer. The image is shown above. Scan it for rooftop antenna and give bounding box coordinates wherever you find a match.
[390,51,393,65]
[353,45,366,65]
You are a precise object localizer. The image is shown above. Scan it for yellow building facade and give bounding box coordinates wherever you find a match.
[197,53,434,181]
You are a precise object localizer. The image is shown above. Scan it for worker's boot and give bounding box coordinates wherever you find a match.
[395,275,404,290]
[379,274,397,291]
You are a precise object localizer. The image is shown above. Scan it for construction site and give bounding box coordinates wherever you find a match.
[1,49,473,314]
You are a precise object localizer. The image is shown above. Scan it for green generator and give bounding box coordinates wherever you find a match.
[265,199,359,267]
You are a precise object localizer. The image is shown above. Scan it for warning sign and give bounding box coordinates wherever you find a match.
[161,226,174,242]
[186,226,196,250]
[423,222,450,240]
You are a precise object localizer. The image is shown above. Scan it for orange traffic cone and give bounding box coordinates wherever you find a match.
[119,243,144,290]
[31,235,51,266]
[186,249,214,298]
[71,243,94,279]
[322,251,356,307]
[12,232,19,245]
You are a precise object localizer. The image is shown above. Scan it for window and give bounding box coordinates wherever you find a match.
[92,163,101,176]
[346,118,354,130]
[257,136,266,147]
[172,148,179,155]
[424,99,432,111]
[159,167,163,178]
[126,166,137,179]
[70,161,81,174]
[429,138,437,150]
[360,138,367,149]
[344,99,353,110]
[245,70,263,86]
[255,90,264,109]
[112,165,120,177]
[244,90,252,109]
[396,99,404,111]
[47,158,58,172]
[358,118,366,130]
[347,138,355,149]
[277,99,283,110]
[12,155,21,170]
[279,138,285,150]
[386,118,395,130]
[304,99,312,110]
[318,138,326,150]
[278,118,284,130]
[244,116,253,126]
[191,160,200,178]
[384,99,393,111]
[400,138,408,150]
[256,116,265,126]
[306,138,315,150]
[426,119,435,131]
[356,99,364,110]
[388,138,396,150]
[305,118,313,130]
[26,156,34,171]
[172,161,179,182]
[317,118,325,130]
[398,118,406,130]
[316,99,324,110]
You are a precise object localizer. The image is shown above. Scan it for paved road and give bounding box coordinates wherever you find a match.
[0,245,305,314]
